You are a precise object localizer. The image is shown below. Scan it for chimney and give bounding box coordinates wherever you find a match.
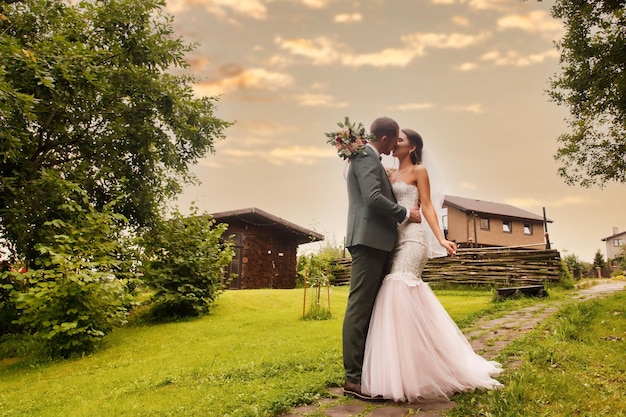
[613,227,619,235]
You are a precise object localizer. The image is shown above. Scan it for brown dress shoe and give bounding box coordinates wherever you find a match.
[343,380,386,402]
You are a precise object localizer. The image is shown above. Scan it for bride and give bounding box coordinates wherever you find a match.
[361,128,503,402]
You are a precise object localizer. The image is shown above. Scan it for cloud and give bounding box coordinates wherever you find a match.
[300,0,333,8]
[457,62,478,71]
[402,31,491,52]
[347,47,417,68]
[452,16,470,27]
[431,0,510,11]
[193,67,293,96]
[276,31,490,68]
[165,0,268,20]
[498,11,564,37]
[465,0,510,11]
[265,146,335,165]
[447,104,485,114]
[480,49,559,67]
[264,54,294,70]
[275,36,343,65]
[294,93,349,107]
[215,144,335,165]
[186,57,212,72]
[197,158,223,168]
[236,120,296,136]
[217,148,259,164]
[390,102,435,111]
[334,13,363,23]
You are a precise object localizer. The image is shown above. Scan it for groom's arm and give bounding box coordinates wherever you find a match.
[351,155,407,224]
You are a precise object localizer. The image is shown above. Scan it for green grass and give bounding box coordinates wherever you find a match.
[0,286,494,417]
[449,290,626,417]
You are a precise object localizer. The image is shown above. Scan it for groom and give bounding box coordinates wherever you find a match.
[342,116,422,400]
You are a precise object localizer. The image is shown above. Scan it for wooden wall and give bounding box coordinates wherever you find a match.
[223,221,298,289]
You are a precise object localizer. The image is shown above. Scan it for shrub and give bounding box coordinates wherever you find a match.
[296,245,344,287]
[1,263,27,335]
[12,197,133,358]
[140,205,234,320]
[558,259,575,289]
[562,253,585,280]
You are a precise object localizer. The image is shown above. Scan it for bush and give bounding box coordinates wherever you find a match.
[1,264,27,335]
[140,205,234,321]
[558,259,575,289]
[12,197,133,358]
[562,253,585,280]
[296,246,344,287]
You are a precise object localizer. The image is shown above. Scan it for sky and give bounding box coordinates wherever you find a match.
[166,0,626,263]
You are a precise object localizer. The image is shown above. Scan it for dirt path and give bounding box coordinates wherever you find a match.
[282,280,626,417]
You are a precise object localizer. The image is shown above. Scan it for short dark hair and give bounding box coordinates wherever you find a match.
[370,117,399,141]
[401,128,423,165]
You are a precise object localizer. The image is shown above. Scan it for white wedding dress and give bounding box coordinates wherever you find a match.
[361,182,503,402]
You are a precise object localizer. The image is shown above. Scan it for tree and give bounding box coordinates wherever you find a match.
[0,0,231,264]
[593,249,606,269]
[548,0,626,187]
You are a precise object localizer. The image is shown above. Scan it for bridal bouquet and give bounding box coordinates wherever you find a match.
[325,117,373,160]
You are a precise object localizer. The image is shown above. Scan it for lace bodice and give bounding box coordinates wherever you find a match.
[393,181,419,208]
[388,182,428,286]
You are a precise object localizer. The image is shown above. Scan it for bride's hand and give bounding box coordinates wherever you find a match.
[440,239,457,256]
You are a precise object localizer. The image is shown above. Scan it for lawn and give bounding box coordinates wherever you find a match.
[0,286,494,417]
[450,289,626,417]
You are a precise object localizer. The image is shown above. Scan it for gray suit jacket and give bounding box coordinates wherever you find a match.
[345,146,407,252]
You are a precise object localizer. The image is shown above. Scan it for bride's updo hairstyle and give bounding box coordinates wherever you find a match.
[401,128,423,165]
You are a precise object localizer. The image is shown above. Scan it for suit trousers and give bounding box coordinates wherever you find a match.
[342,244,390,384]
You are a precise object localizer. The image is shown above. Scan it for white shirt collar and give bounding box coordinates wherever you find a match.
[366,143,381,160]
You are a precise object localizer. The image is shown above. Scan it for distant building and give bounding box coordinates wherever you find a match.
[443,195,551,250]
[601,227,626,261]
[211,207,324,289]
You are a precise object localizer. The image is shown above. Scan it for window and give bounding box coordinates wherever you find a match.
[502,220,512,233]
[614,239,624,247]
[524,223,533,235]
[480,218,490,230]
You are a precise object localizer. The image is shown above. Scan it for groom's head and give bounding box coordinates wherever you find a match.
[370,116,400,155]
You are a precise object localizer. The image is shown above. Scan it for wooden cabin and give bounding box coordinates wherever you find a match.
[211,207,324,289]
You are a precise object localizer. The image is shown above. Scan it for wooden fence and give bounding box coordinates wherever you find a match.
[332,247,562,287]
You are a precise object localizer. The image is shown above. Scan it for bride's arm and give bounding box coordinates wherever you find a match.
[415,166,457,256]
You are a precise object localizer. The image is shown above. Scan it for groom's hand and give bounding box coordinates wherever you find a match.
[408,207,422,223]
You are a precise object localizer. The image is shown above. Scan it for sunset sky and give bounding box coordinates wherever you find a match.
[167,0,626,263]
